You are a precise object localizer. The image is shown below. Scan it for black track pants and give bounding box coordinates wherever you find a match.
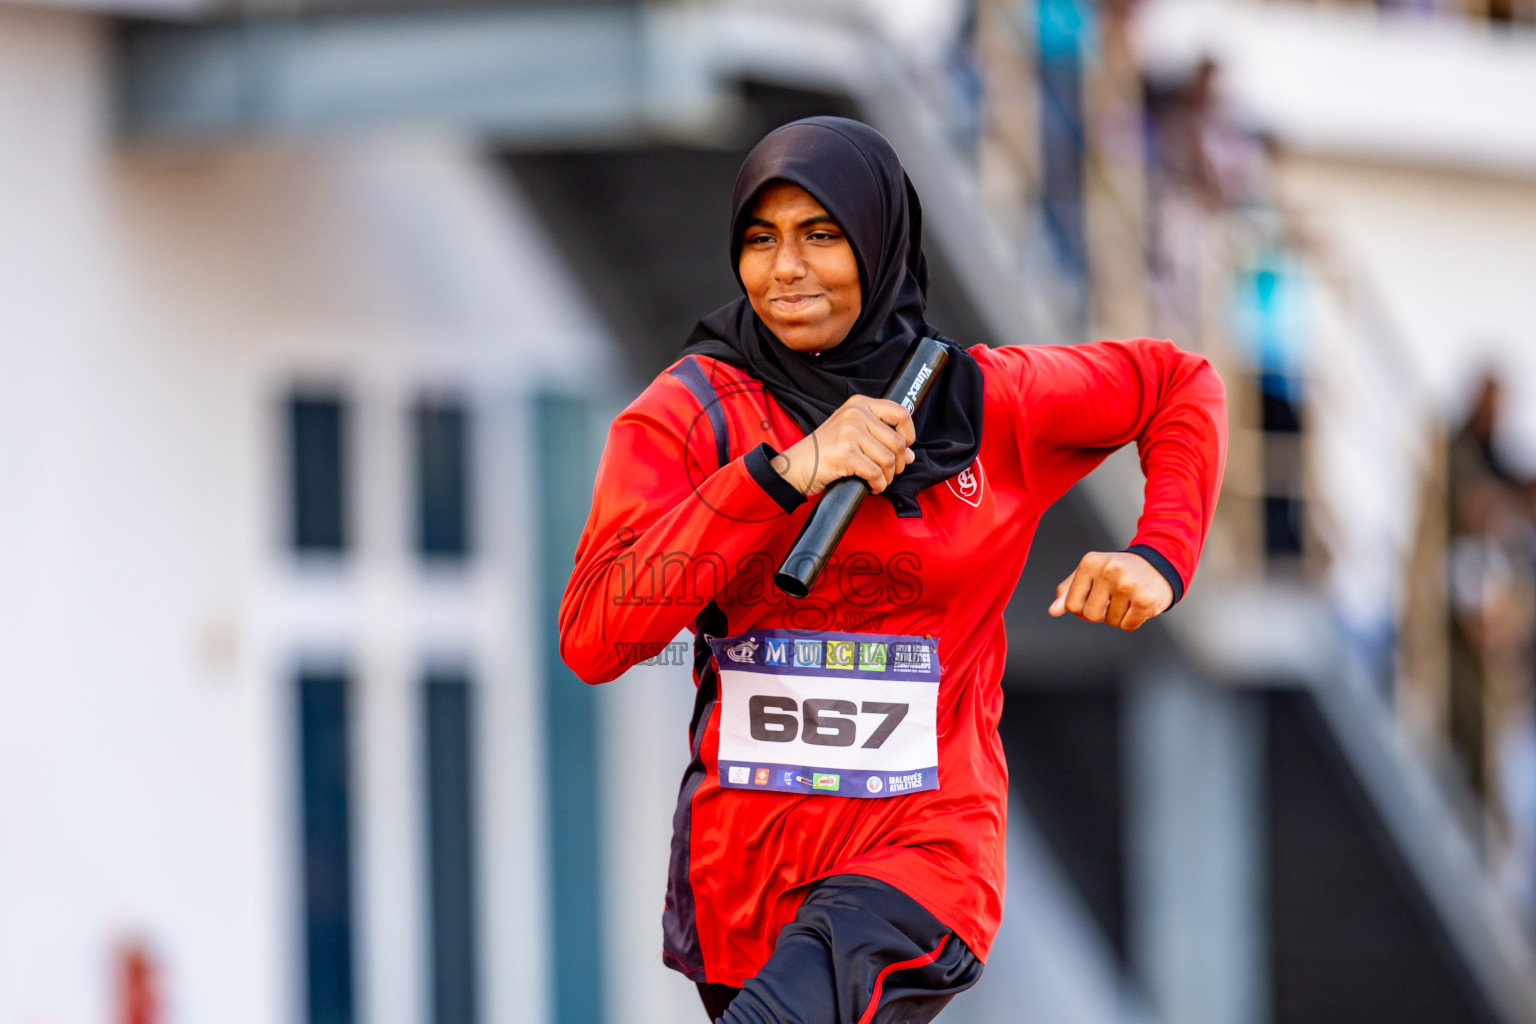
[696,875,982,1024]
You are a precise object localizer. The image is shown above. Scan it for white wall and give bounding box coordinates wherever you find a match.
[0,13,213,1024]
[1276,155,1536,462]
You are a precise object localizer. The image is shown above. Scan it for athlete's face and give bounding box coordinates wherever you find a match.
[738,182,863,354]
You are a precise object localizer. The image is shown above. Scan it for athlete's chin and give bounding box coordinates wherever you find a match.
[768,321,850,354]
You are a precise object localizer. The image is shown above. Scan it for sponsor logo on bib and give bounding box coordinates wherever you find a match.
[866,775,884,794]
[728,766,749,784]
[812,773,840,791]
[726,638,759,664]
[891,642,934,673]
[764,638,790,666]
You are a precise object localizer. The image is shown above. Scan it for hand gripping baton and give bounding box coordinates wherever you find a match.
[773,337,951,598]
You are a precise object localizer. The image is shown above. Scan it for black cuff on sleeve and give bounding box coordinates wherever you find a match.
[1124,544,1185,607]
[744,442,807,514]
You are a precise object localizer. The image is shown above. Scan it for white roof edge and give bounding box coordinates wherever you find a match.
[1135,0,1536,180]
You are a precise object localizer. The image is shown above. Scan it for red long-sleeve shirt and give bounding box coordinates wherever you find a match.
[560,339,1227,985]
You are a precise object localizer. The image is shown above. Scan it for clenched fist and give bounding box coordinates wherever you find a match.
[1048,551,1174,632]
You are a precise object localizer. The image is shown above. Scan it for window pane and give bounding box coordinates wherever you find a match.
[415,401,472,558]
[424,674,478,1024]
[290,396,348,553]
[299,672,355,1024]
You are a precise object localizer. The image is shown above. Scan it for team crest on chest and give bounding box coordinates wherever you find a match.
[945,458,985,508]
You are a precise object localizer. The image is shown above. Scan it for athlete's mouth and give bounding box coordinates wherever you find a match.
[770,294,823,312]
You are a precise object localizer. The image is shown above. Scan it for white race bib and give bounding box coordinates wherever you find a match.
[709,629,940,798]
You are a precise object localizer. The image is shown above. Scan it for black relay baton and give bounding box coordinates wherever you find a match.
[774,336,951,598]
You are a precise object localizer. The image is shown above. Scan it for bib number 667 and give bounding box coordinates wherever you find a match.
[748,696,909,749]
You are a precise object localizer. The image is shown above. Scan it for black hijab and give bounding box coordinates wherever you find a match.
[680,116,984,516]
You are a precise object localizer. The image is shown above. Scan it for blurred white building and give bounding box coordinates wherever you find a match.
[0,5,642,1022]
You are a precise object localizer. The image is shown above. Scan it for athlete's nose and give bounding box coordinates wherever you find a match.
[772,238,808,283]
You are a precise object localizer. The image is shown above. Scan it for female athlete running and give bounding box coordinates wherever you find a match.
[560,116,1227,1024]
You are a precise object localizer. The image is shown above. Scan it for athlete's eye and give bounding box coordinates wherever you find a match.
[807,231,841,242]
[744,232,775,246]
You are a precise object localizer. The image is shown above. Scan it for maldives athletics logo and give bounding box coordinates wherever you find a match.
[945,458,985,508]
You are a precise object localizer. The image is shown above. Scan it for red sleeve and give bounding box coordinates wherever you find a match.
[977,338,1228,598]
[559,372,805,684]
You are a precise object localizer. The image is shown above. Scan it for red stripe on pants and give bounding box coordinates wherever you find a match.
[855,933,952,1024]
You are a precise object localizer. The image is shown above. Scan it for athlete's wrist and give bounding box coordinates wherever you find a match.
[745,443,808,513]
[771,438,816,496]
[1122,544,1183,607]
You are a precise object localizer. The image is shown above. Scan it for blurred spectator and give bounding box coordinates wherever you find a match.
[1081,0,1155,338]
[1449,374,1519,500]
[947,4,984,158]
[1140,55,1306,567]
[1142,57,1269,341]
[1505,477,1536,932]
[1446,372,1536,908]
[1230,243,1309,561]
[1036,0,1094,291]
[1496,691,1536,933]
[1144,57,1265,213]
